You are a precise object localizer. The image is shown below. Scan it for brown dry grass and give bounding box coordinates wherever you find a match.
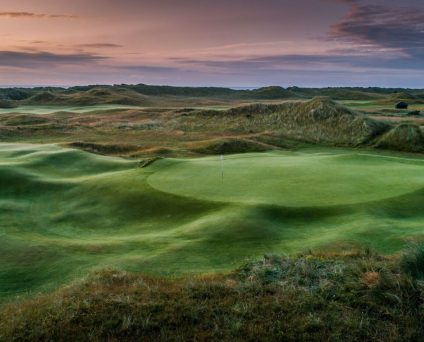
[1,252,423,342]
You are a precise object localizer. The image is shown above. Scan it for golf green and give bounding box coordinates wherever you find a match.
[148,152,424,206]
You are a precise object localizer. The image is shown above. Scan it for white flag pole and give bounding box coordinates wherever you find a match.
[220,154,224,183]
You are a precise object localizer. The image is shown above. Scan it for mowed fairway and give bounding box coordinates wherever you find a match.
[2,143,424,300]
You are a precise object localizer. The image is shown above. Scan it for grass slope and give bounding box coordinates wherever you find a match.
[2,143,424,302]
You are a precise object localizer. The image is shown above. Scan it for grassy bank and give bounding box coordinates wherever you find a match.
[1,249,423,341]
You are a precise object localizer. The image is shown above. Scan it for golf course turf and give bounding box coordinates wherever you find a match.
[2,143,424,301]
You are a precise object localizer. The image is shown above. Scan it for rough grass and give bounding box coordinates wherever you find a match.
[375,124,424,152]
[178,97,390,147]
[0,251,423,341]
[2,97,424,155]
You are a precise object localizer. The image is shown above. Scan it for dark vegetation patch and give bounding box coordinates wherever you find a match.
[0,126,16,138]
[139,156,163,168]
[396,102,409,110]
[1,249,423,341]
[0,99,17,109]
[190,138,274,155]
[2,114,51,126]
[131,146,178,158]
[175,108,196,114]
[68,142,141,155]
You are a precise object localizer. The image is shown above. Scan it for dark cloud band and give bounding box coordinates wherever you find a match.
[0,51,105,68]
[0,12,76,19]
[330,0,424,58]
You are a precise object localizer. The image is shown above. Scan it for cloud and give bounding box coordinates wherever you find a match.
[0,51,106,68]
[118,65,182,73]
[173,49,424,74]
[330,0,424,57]
[76,43,123,49]
[0,12,77,19]
[168,0,424,76]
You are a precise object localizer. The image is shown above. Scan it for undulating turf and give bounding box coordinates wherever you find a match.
[2,143,424,301]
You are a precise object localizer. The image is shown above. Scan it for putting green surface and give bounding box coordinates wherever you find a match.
[148,152,424,206]
[2,143,424,301]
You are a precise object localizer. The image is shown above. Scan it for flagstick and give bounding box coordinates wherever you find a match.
[220,154,224,183]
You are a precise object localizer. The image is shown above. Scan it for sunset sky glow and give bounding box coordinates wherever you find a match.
[0,0,423,87]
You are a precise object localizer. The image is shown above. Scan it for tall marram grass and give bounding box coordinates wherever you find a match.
[401,243,424,280]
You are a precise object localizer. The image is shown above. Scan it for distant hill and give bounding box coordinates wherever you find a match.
[22,87,151,106]
[1,84,424,106]
[390,91,417,100]
[288,87,386,100]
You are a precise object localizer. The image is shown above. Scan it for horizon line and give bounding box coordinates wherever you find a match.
[0,83,423,90]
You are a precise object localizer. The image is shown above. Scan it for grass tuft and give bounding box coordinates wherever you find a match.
[401,243,424,280]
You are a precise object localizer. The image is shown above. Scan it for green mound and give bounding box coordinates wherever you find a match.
[245,86,297,99]
[24,87,150,106]
[194,97,389,146]
[2,143,424,301]
[26,91,58,103]
[281,97,388,144]
[390,92,417,100]
[375,124,424,152]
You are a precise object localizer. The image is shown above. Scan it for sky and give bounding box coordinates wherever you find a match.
[0,0,423,87]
